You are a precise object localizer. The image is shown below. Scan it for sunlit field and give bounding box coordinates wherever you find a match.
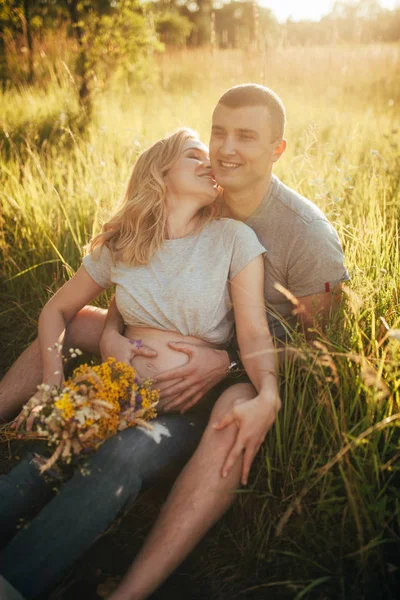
[1,42,400,598]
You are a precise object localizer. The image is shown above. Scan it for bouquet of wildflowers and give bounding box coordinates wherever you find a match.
[1,357,159,473]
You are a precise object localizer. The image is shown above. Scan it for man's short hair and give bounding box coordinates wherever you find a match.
[217,83,286,142]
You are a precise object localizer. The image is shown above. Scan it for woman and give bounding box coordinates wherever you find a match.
[0,128,280,599]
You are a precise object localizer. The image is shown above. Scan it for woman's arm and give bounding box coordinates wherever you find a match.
[213,255,281,485]
[38,266,105,387]
[231,255,279,396]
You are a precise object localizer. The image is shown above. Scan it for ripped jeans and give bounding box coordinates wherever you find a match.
[0,408,212,599]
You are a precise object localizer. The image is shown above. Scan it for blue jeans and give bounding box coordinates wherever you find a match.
[0,409,211,599]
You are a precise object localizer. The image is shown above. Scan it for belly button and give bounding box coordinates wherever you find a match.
[146,363,158,371]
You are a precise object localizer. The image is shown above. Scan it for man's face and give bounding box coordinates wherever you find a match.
[209,104,281,193]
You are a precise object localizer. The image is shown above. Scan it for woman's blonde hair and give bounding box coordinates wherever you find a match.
[89,127,219,266]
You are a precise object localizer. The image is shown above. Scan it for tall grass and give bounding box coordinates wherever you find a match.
[1,41,400,598]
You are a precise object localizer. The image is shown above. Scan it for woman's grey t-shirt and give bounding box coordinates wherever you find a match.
[83,218,265,345]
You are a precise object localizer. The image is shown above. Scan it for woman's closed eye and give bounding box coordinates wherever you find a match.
[188,152,209,162]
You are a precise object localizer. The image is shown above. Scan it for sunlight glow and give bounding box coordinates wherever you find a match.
[258,0,399,23]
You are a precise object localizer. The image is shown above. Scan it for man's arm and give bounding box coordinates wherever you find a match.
[296,283,343,339]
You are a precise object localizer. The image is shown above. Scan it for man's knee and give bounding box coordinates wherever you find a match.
[64,306,107,354]
[209,383,255,422]
[200,383,255,455]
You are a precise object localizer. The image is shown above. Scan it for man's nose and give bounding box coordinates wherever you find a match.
[219,136,236,156]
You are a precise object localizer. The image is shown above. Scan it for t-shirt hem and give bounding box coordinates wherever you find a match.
[229,250,266,280]
[291,274,351,298]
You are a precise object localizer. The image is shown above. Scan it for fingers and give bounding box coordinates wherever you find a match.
[133,345,158,358]
[221,434,245,478]
[26,405,42,432]
[12,414,24,431]
[153,343,196,383]
[159,378,192,399]
[180,390,205,414]
[163,384,202,411]
[213,410,235,431]
[167,342,194,358]
[153,364,193,384]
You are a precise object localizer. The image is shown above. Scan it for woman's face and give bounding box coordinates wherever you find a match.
[164,139,218,207]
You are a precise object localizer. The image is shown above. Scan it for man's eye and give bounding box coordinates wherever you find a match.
[211,130,224,138]
[239,134,253,141]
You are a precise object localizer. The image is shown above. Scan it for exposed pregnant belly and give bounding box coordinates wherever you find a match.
[124,326,221,411]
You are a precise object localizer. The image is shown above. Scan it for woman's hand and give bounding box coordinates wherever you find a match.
[154,343,230,413]
[213,393,281,485]
[100,330,158,365]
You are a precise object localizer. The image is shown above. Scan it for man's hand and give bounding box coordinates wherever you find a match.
[100,330,158,365]
[213,393,281,485]
[154,343,230,413]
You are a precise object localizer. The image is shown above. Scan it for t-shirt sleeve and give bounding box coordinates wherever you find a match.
[227,221,266,280]
[82,244,114,288]
[287,218,350,297]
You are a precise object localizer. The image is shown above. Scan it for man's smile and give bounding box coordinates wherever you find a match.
[219,161,241,169]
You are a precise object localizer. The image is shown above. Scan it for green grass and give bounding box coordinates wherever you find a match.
[1,41,400,598]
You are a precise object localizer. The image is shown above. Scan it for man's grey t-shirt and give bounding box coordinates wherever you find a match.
[246,175,349,341]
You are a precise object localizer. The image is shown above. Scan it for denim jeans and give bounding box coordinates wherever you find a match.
[0,408,212,599]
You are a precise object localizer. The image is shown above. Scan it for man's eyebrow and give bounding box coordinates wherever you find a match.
[211,125,258,135]
[236,128,258,135]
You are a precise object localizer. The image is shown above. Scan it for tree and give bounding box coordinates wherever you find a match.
[0,0,10,90]
[213,1,277,49]
[63,1,160,112]
[22,0,34,81]
[155,11,193,46]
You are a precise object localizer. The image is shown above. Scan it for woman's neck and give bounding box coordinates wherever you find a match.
[166,202,202,240]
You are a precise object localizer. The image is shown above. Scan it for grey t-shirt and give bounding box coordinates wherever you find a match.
[83,218,265,345]
[246,175,349,341]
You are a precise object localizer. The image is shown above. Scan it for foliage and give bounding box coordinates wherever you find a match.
[154,10,193,46]
[1,42,400,597]
[82,1,161,83]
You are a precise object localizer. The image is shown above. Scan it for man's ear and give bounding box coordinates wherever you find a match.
[272,138,287,163]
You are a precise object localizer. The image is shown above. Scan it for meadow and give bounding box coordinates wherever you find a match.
[1,40,400,599]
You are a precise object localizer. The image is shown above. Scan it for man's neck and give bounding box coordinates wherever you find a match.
[222,173,273,222]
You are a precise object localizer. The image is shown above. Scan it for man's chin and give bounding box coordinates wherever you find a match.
[217,178,244,193]
[214,172,243,189]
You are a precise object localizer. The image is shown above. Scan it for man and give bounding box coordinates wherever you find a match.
[0,84,349,599]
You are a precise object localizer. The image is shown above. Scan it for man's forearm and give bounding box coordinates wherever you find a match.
[297,284,343,339]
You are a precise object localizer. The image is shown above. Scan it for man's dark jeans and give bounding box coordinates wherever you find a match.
[0,409,211,599]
